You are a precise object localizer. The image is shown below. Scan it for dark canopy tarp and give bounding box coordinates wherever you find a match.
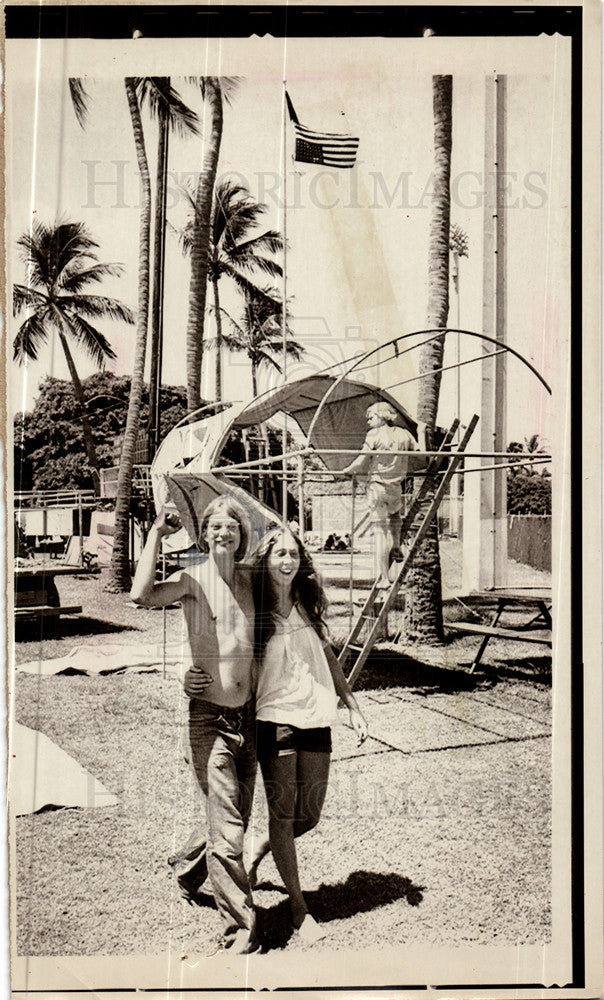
[231,374,417,471]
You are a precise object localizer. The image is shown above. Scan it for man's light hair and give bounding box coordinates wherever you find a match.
[199,495,250,561]
[367,401,399,425]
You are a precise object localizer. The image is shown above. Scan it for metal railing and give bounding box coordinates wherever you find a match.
[14,489,97,509]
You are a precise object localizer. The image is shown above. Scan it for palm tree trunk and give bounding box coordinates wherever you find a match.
[56,324,101,495]
[106,78,152,592]
[402,75,452,644]
[251,362,257,398]
[185,77,223,411]
[148,90,169,453]
[213,276,222,401]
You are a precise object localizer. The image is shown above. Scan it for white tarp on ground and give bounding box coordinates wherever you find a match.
[10,723,119,816]
[15,643,190,677]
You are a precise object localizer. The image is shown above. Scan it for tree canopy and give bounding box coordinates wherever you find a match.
[14,373,189,492]
[507,472,551,515]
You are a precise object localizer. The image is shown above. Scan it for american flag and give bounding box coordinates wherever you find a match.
[286,91,359,169]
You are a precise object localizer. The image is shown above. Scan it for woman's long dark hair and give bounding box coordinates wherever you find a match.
[251,528,327,660]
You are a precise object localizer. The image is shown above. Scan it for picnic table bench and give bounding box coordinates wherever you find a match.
[446,590,552,672]
[14,566,84,624]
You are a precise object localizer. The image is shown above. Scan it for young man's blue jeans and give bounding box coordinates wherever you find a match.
[176,698,258,954]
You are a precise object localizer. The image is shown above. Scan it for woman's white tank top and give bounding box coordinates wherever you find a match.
[255,605,339,728]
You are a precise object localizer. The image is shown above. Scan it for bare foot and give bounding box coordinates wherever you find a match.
[296,914,326,943]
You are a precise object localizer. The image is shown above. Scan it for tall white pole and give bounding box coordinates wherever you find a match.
[281,79,288,522]
[450,252,461,535]
[463,73,508,592]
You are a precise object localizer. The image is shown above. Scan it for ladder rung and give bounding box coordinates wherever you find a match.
[343,414,480,690]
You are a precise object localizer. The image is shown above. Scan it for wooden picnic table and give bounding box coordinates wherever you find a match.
[446,590,552,672]
[14,565,84,623]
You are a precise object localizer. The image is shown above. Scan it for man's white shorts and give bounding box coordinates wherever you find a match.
[366,480,403,525]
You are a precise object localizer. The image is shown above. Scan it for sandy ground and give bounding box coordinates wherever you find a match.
[12,542,552,956]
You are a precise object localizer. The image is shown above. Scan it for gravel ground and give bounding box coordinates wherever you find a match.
[14,671,551,956]
[12,555,552,956]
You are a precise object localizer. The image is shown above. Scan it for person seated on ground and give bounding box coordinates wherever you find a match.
[342,402,418,588]
[130,497,259,955]
[323,533,336,551]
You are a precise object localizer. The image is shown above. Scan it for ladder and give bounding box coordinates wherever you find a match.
[339,414,479,689]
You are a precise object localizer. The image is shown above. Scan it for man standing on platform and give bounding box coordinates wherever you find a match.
[342,402,419,588]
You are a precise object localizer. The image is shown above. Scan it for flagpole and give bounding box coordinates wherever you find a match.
[281,78,288,523]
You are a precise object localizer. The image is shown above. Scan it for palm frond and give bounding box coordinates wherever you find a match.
[220,76,243,106]
[222,203,265,244]
[212,179,254,244]
[69,77,91,128]
[23,221,100,285]
[214,178,249,204]
[16,224,53,286]
[13,284,47,316]
[67,314,118,367]
[59,262,125,292]
[256,350,282,373]
[203,335,221,352]
[211,331,248,353]
[449,223,469,258]
[216,306,245,335]
[258,322,302,346]
[227,270,284,306]
[173,177,199,225]
[189,76,242,105]
[137,77,199,136]
[233,231,285,257]
[229,252,283,279]
[13,313,49,363]
[62,294,136,325]
[168,219,195,257]
[177,175,197,206]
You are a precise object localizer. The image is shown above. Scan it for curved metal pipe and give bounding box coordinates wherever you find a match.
[305,327,551,449]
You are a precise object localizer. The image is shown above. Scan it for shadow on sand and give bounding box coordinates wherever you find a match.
[15,616,141,643]
[349,647,486,695]
[257,870,423,951]
[346,646,551,695]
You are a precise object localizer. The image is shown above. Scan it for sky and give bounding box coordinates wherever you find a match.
[6,34,570,449]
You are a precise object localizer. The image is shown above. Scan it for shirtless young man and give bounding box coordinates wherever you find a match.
[131,496,258,955]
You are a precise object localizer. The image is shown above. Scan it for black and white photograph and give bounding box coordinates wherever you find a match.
[5,4,602,996]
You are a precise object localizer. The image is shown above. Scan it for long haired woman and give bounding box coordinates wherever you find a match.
[249,527,368,941]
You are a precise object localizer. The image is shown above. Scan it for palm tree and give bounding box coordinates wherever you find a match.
[507,434,549,475]
[216,292,304,510]
[184,76,240,411]
[214,292,304,396]
[105,77,153,592]
[403,75,453,643]
[135,79,198,451]
[176,177,284,399]
[69,76,181,589]
[449,223,469,327]
[12,220,134,495]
